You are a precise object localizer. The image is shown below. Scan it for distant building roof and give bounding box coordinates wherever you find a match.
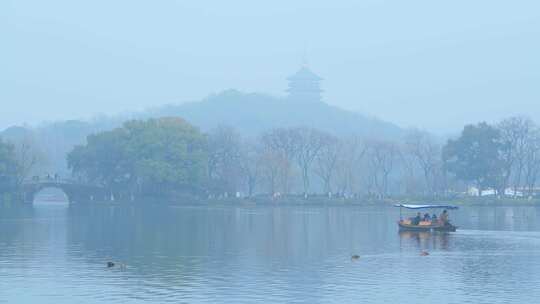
[287,66,323,81]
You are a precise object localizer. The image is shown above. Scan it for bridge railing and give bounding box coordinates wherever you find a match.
[23,176,102,187]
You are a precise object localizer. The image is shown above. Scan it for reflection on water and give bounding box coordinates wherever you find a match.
[398,231,451,251]
[1,202,540,303]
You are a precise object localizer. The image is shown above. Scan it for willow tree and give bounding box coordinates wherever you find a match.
[0,138,19,196]
[314,134,340,194]
[260,128,299,194]
[294,127,327,196]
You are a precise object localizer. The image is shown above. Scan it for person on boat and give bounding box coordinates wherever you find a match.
[412,212,422,225]
[423,213,431,222]
[431,214,437,221]
[439,210,449,225]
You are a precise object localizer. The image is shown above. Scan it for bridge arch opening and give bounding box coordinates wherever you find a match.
[23,179,107,204]
[32,187,70,205]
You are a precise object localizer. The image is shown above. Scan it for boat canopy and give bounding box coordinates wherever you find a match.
[393,204,458,210]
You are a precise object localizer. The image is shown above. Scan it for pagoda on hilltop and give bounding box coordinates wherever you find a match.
[286,66,323,103]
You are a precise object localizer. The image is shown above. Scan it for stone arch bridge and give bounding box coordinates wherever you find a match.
[22,178,109,204]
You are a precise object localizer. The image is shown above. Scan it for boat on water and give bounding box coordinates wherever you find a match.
[394,203,458,232]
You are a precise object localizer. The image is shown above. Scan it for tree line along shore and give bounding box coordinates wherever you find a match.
[2,116,540,204]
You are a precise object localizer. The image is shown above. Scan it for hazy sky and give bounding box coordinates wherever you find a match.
[2,0,539,133]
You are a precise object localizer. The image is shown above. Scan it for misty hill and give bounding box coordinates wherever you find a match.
[145,90,404,138]
[1,90,404,175]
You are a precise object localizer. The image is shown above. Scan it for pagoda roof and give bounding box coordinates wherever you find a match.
[287,66,323,81]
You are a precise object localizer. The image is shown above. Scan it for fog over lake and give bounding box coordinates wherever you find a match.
[2,0,540,132]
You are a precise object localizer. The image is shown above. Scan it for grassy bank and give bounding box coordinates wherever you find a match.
[54,194,540,208]
[203,196,540,207]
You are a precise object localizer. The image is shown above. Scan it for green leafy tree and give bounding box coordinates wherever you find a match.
[68,127,131,193]
[443,122,506,194]
[68,117,207,200]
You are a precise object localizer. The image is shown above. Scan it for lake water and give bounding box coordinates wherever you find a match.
[1,201,540,303]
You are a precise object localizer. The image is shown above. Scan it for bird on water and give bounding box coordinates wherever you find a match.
[107,261,127,269]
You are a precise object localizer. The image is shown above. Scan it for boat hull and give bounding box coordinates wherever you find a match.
[398,222,457,232]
